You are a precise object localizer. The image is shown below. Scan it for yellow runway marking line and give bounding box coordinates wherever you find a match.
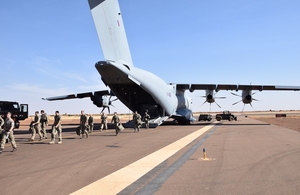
[71,122,218,195]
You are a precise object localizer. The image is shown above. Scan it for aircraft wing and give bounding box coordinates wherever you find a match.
[42,90,110,101]
[189,84,300,92]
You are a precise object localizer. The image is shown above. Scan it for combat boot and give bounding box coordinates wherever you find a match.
[57,139,62,144]
[49,140,55,144]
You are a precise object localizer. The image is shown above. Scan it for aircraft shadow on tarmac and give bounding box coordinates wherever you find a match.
[161,121,213,126]
[161,120,271,126]
[218,123,271,126]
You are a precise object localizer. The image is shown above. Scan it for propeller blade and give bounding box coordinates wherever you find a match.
[252,98,259,102]
[215,101,222,108]
[110,98,118,102]
[108,106,110,114]
[100,107,105,114]
[231,92,240,97]
[215,97,226,99]
[232,100,242,105]
[242,104,245,112]
[250,103,254,109]
[200,100,208,107]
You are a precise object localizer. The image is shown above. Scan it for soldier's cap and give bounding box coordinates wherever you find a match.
[41,110,44,112]
[55,111,59,113]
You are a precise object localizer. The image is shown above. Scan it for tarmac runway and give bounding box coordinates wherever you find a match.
[0,116,299,195]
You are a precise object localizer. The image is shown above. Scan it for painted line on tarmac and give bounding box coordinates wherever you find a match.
[70,121,219,195]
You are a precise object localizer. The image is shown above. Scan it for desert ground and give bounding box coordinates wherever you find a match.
[249,115,300,132]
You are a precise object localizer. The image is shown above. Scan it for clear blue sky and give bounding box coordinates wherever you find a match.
[1,0,300,115]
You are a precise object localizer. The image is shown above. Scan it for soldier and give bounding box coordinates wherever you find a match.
[133,111,142,132]
[88,114,94,133]
[40,110,48,139]
[29,111,43,141]
[143,111,150,129]
[0,116,4,145]
[100,112,108,131]
[49,111,62,144]
[0,115,3,128]
[79,110,89,138]
[111,112,122,136]
[0,112,17,153]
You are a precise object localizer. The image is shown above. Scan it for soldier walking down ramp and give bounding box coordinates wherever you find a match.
[100,112,108,131]
[40,110,48,139]
[0,112,17,153]
[143,111,150,129]
[111,112,123,136]
[49,111,62,144]
[80,110,89,138]
[133,111,142,132]
[88,114,94,133]
[29,111,43,141]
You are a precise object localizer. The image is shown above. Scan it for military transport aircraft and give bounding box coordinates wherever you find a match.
[43,0,300,125]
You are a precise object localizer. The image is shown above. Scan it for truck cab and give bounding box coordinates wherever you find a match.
[0,101,28,128]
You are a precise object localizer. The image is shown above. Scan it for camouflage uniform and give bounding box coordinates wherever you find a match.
[80,114,89,138]
[143,112,150,129]
[111,113,121,135]
[30,113,43,141]
[88,115,94,133]
[49,112,62,144]
[133,111,142,132]
[0,116,4,145]
[100,113,108,131]
[40,111,48,139]
[0,116,17,153]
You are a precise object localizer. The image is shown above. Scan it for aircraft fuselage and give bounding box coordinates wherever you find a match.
[95,61,192,120]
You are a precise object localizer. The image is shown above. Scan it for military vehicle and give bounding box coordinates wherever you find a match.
[198,114,212,121]
[216,111,237,121]
[0,101,28,129]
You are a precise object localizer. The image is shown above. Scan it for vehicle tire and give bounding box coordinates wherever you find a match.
[229,116,233,121]
[234,117,237,121]
[216,116,222,121]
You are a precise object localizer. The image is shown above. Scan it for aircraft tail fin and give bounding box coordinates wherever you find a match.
[88,0,133,67]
